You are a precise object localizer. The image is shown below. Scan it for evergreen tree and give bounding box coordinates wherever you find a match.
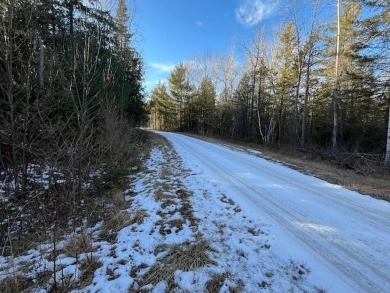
[195,76,216,134]
[114,0,131,49]
[168,64,192,131]
[320,0,381,151]
[274,22,299,143]
[149,82,176,130]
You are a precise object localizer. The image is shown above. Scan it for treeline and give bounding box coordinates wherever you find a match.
[149,0,389,158]
[0,0,147,195]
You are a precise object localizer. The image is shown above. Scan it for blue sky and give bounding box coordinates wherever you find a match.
[136,0,283,93]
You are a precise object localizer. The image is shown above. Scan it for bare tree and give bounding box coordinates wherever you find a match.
[301,0,323,148]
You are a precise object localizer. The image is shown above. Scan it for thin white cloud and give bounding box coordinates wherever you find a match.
[149,62,175,73]
[196,21,203,27]
[235,0,278,26]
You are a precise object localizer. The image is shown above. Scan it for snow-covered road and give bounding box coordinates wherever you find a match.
[159,132,390,293]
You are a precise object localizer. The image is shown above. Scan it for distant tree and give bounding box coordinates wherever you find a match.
[149,82,177,130]
[195,76,216,134]
[231,73,252,139]
[168,64,192,131]
[274,22,299,144]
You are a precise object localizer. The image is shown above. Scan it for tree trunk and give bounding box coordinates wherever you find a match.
[39,34,44,88]
[6,0,19,193]
[293,60,303,140]
[333,0,341,152]
[301,52,311,148]
[385,106,390,169]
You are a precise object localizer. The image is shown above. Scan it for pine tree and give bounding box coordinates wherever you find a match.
[274,22,299,143]
[169,64,192,131]
[114,0,131,49]
[319,0,380,151]
[196,76,216,134]
[149,82,176,130]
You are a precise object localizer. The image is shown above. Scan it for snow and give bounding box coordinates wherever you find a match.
[159,131,390,293]
[248,148,262,155]
[1,131,389,292]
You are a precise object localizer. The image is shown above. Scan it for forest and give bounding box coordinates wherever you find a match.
[0,0,147,196]
[148,0,390,167]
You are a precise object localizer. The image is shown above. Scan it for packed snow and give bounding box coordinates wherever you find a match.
[158,131,390,293]
[1,131,389,292]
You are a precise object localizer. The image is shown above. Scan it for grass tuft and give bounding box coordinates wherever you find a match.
[101,210,131,239]
[205,272,243,292]
[130,209,149,225]
[79,255,102,287]
[138,240,217,290]
[64,233,93,258]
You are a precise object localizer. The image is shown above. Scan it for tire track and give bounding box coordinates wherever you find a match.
[162,132,390,293]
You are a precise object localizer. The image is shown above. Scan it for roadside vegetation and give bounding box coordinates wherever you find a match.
[0,0,149,291]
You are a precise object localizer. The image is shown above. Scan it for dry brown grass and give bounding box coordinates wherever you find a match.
[79,255,102,287]
[130,209,149,225]
[154,189,169,201]
[108,188,128,210]
[205,272,243,292]
[161,198,176,209]
[64,233,94,258]
[176,189,198,227]
[136,240,217,290]
[265,150,390,201]
[100,210,131,241]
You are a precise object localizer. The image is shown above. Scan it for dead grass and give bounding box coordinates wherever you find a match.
[154,189,170,202]
[3,233,38,257]
[137,240,217,290]
[36,269,53,288]
[161,198,176,209]
[100,210,131,241]
[108,188,128,210]
[268,151,390,201]
[79,255,102,287]
[205,272,243,292]
[176,189,198,227]
[64,233,94,258]
[0,275,33,293]
[130,209,149,225]
[51,274,76,293]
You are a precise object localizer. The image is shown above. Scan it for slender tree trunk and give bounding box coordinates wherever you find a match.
[293,59,303,141]
[6,0,19,193]
[385,106,390,169]
[39,34,44,88]
[333,0,341,152]
[301,52,312,148]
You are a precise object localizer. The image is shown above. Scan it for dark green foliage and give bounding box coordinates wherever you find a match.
[102,167,127,186]
[0,0,146,194]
